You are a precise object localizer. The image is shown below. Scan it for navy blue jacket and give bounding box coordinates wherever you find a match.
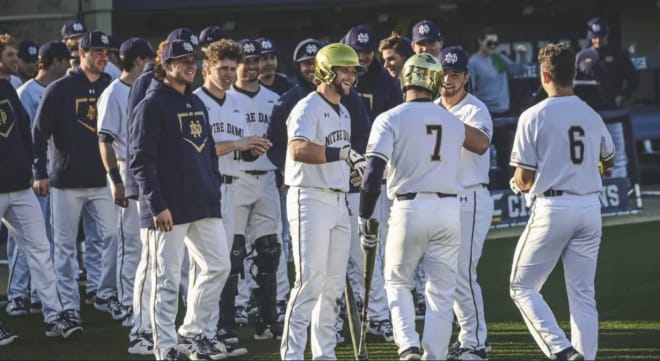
[125,63,154,199]
[260,73,293,96]
[356,59,402,122]
[0,79,33,193]
[267,79,370,171]
[129,79,221,229]
[32,67,111,188]
[576,45,639,110]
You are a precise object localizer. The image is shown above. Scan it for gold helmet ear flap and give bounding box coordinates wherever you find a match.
[314,43,365,84]
[400,53,444,98]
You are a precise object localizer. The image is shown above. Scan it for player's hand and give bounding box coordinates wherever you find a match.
[236,136,271,153]
[32,179,49,196]
[153,209,173,232]
[358,217,379,249]
[111,183,128,208]
[509,177,521,195]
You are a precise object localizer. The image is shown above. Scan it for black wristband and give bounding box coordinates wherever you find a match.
[325,147,341,162]
[108,167,122,185]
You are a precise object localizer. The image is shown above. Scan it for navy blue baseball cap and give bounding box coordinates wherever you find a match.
[61,21,87,40]
[79,31,111,50]
[18,40,39,62]
[412,20,443,44]
[199,25,227,47]
[342,25,377,53]
[587,17,609,38]
[257,37,278,55]
[38,41,71,61]
[238,39,261,59]
[440,46,468,73]
[167,28,199,48]
[107,35,121,52]
[120,38,156,61]
[161,39,196,63]
[293,38,324,62]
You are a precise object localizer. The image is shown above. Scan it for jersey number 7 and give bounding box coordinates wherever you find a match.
[426,124,442,161]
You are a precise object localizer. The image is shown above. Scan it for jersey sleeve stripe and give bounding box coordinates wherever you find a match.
[509,160,536,171]
[289,136,311,143]
[366,151,389,163]
[98,128,120,139]
[601,151,615,162]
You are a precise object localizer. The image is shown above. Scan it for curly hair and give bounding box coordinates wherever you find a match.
[378,31,413,59]
[153,40,168,81]
[0,33,17,58]
[538,43,575,88]
[203,39,243,66]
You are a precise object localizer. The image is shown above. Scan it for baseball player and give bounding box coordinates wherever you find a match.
[509,43,614,361]
[194,39,268,356]
[378,32,413,78]
[1,59,83,340]
[231,38,283,340]
[97,37,156,332]
[280,43,367,360]
[129,39,230,361]
[257,37,292,96]
[341,24,401,342]
[0,34,23,90]
[124,29,198,355]
[16,40,38,83]
[436,46,493,361]
[360,53,464,360]
[32,31,119,326]
[410,20,444,58]
[7,41,71,316]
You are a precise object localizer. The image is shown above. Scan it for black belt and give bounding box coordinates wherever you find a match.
[244,170,269,176]
[396,192,457,200]
[220,175,235,184]
[543,189,564,197]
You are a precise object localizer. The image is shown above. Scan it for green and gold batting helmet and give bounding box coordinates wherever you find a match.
[314,43,365,83]
[400,53,444,98]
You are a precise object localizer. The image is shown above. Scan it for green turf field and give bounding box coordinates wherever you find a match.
[2,221,659,360]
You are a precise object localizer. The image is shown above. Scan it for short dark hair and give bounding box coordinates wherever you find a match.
[538,43,575,88]
[120,55,136,72]
[478,27,497,41]
[378,31,413,58]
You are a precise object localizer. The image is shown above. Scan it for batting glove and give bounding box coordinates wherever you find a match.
[340,145,367,187]
[358,217,379,249]
[509,177,521,195]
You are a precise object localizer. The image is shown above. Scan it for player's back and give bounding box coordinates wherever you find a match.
[515,95,613,195]
[372,101,464,199]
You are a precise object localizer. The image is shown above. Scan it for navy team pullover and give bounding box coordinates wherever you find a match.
[125,63,154,199]
[129,80,221,229]
[0,79,33,193]
[32,67,111,188]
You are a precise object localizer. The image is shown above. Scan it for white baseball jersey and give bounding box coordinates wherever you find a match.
[510,95,615,195]
[97,78,130,161]
[16,79,46,124]
[367,101,465,199]
[436,94,493,187]
[104,62,121,80]
[285,91,352,192]
[194,88,252,177]
[230,86,278,171]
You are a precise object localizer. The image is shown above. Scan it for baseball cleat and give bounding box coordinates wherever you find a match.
[128,334,154,355]
[399,346,422,360]
[5,297,28,317]
[163,348,183,361]
[84,291,96,305]
[276,300,287,323]
[554,346,584,361]
[178,334,226,360]
[216,327,239,344]
[367,319,394,342]
[254,325,275,341]
[0,323,18,346]
[447,348,488,360]
[45,312,84,339]
[94,296,129,320]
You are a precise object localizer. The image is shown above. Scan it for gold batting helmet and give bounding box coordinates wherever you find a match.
[314,43,365,83]
[400,53,444,98]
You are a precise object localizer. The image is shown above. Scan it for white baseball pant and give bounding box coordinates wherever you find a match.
[1,188,63,323]
[384,194,460,360]
[148,218,230,360]
[116,160,141,309]
[281,187,351,360]
[277,187,291,303]
[82,209,103,296]
[510,194,601,360]
[454,185,493,349]
[51,187,118,312]
[131,201,153,341]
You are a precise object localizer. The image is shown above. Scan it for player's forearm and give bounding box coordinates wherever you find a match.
[288,139,327,164]
[359,157,386,218]
[463,125,489,155]
[98,140,119,172]
[215,141,237,157]
[514,167,535,192]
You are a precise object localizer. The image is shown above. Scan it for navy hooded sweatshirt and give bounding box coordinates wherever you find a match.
[32,67,111,188]
[129,79,221,229]
[0,79,33,193]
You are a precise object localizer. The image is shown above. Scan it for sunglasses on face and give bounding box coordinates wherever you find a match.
[486,40,498,47]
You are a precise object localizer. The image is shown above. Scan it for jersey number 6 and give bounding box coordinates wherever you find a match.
[568,126,585,164]
[426,124,442,161]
